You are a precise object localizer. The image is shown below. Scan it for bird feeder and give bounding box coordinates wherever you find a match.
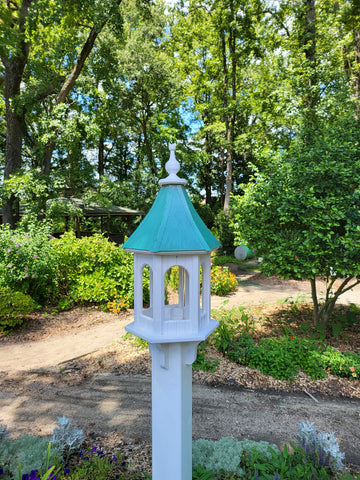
[123,143,221,480]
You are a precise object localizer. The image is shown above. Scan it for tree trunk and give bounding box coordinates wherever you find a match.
[1,0,32,227]
[98,135,105,178]
[204,130,212,205]
[352,29,360,119]
[303,0,318,114]
[310,278,319,325]
[223,16,236,213]
[40,0,122,176]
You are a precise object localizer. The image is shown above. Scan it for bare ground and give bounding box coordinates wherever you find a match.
[0,267,360,474]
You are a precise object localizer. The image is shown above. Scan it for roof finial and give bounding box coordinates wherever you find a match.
[159,143,187,186]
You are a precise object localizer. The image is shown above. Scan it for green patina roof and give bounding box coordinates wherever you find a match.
[123,185,221,253]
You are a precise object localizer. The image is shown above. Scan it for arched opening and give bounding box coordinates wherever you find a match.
[164,265,189,320]
[142,264,152,317]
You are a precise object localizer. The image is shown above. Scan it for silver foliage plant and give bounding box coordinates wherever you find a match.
[192,436,280,476]
[51,416,86,456]
[297,421,345,472]
[0,422,8,440]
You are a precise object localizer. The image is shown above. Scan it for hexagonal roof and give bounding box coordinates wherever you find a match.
[123,145,221,253]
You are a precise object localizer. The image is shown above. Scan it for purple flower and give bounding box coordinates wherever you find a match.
[34,254,38,258]
[111,454,118,462]
[91,446,98,453]
[8,264,12,268]
[25,234,29,238]
[63,468,70,476]
[25,274,29,278]
[30,471,38,480]
[7,249,11,253]
[22,474,29,480]
[9,238,12,241]
[32,274,36,278]
[25,267,28,270]
[16,244,19,248]
[78,450,83,458]
[0,468,4,475]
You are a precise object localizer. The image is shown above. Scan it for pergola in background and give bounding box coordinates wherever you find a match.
[0,197,145,244]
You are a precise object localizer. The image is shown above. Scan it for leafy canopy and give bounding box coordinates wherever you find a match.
[231,117,360,282]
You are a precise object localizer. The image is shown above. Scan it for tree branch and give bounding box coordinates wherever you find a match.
[41,0,122,175]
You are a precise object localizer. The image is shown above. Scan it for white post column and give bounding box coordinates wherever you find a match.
[149,342,198,480]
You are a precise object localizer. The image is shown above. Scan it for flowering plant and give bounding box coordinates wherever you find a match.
[0,222,58,303]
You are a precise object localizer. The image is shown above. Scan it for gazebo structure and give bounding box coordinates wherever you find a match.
[123,144,221,480]
[0,197,144,243]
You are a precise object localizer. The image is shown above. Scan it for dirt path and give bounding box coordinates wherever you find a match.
[1,269,360,470]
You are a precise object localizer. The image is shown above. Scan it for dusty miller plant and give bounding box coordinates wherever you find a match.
[51,416,85,459]
[0,422,8,440]
[297,421,345,472]
[192,436,280,476]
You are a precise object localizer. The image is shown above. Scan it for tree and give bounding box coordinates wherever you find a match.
[171,0,262,210]
[231,117,360,328]
[0,0,123,226]
[0,0,32,226]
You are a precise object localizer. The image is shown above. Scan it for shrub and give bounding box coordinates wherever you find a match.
[69,269,118,304]
[52,233,136,305]
[0,222,58,303]
[0,286,38,332]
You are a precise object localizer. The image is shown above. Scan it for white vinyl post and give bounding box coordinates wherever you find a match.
[149,341,198,480]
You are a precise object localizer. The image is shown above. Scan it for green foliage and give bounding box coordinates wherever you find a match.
[211,256,244,268]
[56,448,119,480]
[193,342,220,373]
[241,442,333,479]
[192,464,217,480]
[0,222,58,303]
[69,269,118,304]
[51,232,137,306]
[0,286,38,332]
[0,437,60,479]
[211,211,235,256]
[243,336,327,381]
[322,347,360,381]
[210,305,360,382]
[231,117,360,326]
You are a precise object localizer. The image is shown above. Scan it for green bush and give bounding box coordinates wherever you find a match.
[0,286,38,332]
[0,222,58,303]
[52,233,137,306]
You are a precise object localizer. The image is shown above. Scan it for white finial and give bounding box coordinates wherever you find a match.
[159,143,187,186]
